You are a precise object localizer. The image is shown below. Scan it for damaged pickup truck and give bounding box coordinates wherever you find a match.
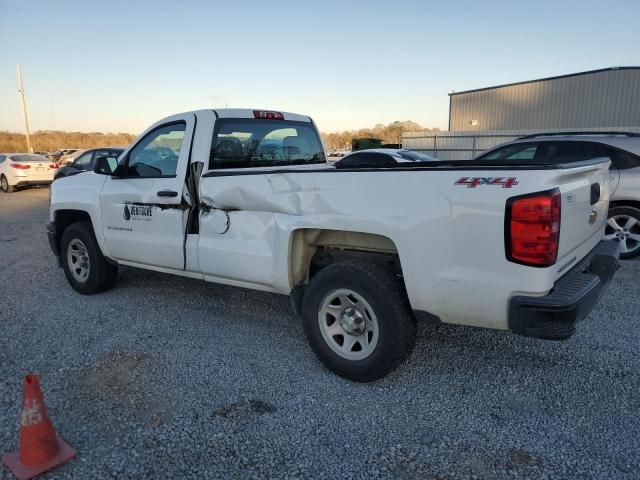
[48,109,620,381]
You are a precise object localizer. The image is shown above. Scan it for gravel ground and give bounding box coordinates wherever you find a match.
[1,188,639,480]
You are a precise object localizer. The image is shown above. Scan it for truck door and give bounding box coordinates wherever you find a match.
[99,114,195,270]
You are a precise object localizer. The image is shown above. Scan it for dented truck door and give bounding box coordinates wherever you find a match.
[99,113,196,269]
[195,112,326,291]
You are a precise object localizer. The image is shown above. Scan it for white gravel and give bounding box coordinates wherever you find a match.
[1,188,639,479]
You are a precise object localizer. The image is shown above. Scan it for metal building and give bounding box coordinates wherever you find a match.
[403,67,640,160]
[448,67,640,131]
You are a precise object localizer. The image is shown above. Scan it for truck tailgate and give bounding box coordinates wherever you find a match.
[551,159,611,280]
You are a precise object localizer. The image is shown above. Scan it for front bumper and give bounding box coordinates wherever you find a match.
[508,240,620,340]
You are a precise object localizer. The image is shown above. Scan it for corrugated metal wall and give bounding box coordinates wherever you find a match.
[402,127,640,161]
[449,68,640,131]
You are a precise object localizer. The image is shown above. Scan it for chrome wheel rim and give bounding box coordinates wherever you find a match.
[318,288,379,360]
[1,176,7,191]
[604,215,640,255]
[67,239,90,282]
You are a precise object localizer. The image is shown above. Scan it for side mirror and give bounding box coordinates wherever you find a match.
[93,156,119,175]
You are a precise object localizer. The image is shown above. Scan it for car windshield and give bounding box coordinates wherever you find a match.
[68,150,87,160]
[394,150,437,162]
[10,154,49,162]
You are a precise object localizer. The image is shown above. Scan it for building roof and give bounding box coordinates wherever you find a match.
[448,66,640,97]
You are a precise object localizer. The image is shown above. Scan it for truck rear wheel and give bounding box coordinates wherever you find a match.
[301,261,416,382]
[61,222,117,294]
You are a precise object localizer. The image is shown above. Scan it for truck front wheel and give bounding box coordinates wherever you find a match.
[61,222,117,294]
[301,261,416,382]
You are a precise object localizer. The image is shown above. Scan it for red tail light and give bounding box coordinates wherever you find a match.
[10,163,30,169]
[49,164,58,169]
[506,189,561,267]
[253,110,284,120]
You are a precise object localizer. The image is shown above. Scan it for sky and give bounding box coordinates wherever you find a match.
[0,0,639,134]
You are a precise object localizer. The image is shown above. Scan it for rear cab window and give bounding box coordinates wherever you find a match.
[209,119,326,169]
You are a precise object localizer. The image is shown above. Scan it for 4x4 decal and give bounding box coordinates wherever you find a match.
[455,177,519,188]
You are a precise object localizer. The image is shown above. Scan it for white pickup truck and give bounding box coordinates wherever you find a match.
[48,109,619,381]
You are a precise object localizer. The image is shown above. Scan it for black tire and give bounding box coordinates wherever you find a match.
[607,206,640,260]
[1,175,14,193]
[301,261,416,382]
[61,222,118,294]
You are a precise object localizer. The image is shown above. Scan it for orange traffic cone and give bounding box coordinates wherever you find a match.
[2,374,77,480]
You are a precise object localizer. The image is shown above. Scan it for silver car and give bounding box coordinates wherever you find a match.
[475,133,640,259]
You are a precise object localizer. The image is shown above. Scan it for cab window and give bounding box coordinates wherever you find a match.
[125,123,185,177]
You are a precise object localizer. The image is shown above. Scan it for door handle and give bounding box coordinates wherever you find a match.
[157,190,178,198]
[590,183,600,205]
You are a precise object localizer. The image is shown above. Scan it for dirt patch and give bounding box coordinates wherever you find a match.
[507,447,542,467]
[213,399,277,419]
[85,351,151,401]
[67,351,174,428]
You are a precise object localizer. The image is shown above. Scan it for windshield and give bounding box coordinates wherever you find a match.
[209,119,326,169]
[394,150,437,162]
[10,154,49,162]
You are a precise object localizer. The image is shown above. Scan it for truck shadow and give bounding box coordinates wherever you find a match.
[111,264,628,384]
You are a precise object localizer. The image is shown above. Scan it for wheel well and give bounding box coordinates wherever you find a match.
[289,229,402,288]
[610,200,640,212]
[53,210,92,251]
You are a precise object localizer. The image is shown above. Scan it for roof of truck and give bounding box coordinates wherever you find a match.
[205,108,312,122]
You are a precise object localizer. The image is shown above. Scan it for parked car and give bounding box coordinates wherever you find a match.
[336,149,438,166]
[59,149,85,166]
[475,132,640,259]
[48,109,619,381]
[54,148,125,181]
[48,149,80,164]
[0,153,58,193]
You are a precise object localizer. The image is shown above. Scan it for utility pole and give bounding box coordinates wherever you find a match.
[16,65,33,153]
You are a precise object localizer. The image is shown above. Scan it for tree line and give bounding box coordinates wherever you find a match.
[321,120,440,151]
[1,119,440,154]
[0,130,137,153]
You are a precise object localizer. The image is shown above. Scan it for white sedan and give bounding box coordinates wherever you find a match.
[0,153,58,193]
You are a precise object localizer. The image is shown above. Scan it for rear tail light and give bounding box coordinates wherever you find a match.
[49,164,58,169]
[10,163,30,169]
[253,110,284,120]
[505,188,561,267]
